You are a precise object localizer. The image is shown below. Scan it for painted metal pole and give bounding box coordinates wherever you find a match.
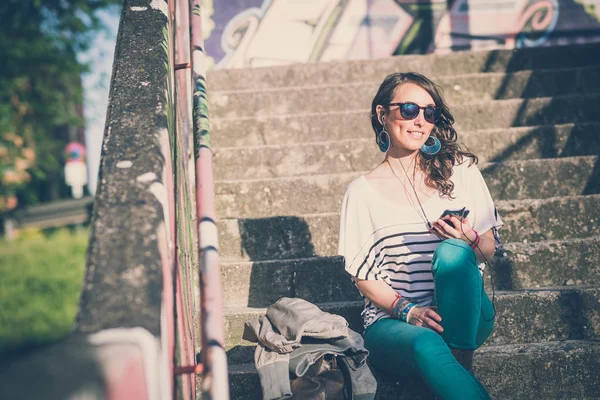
[172,0,197,398]
[164,1,178,398]
[190,1,230,399]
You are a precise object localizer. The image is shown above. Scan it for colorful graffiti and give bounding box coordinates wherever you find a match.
[577,0,600,23]
[204,0,600,69]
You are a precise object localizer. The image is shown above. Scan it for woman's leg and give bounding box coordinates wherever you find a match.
[364,318,490,400]
[432,238,495,350]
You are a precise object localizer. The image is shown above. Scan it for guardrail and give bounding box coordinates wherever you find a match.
[169,0,230,397]
[1,196,93,240]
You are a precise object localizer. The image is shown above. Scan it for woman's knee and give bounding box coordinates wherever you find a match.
[409,329,447,364]
[432,239,477,276]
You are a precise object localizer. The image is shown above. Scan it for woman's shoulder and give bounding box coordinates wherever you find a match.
[344,175,369,197]
[452,157,480,179]
[346,163,388,198]
[454,155,478,169]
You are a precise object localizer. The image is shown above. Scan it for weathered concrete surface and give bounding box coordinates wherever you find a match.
[0,336,105,399]
[216,172,353,219]
[212,94,600,148]
[217,195,600,261]
[221,287,600,352]
[475,341,600,399]
[213,123,600,180]
[498,195,600,243]
[218,213,338,262]
[207,43,600,92]
[228,341,600,400]
[483,156,600,201]
[220,256,359,308]
[75,0,169,336]
[0,328,167,400]
[209,66,600,119]
[1,3,184,399]
[495,237,600,289]
[214,157,599,219]
[219,237,600,308]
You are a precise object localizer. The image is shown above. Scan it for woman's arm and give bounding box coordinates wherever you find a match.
[354,278,443,333]
[470,229,496,262]
[354,278,401,312]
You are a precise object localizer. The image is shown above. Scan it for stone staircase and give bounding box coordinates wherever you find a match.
[207,44,600,399]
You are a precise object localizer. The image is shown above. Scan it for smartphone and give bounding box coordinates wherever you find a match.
[440,207,470,219]
[439,207,470,228]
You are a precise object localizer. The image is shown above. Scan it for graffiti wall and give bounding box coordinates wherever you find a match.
[202,0,600,69]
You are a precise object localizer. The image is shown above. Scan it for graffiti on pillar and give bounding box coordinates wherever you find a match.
[215,0,412,68]
[577,0,600,22]
[204,0,600,69]
[433,0,560,52]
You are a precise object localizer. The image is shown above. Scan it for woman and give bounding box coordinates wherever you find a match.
[338,72,503,400]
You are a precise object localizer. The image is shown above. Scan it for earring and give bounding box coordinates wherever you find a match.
[377,129,390,153]
[421,136,441,155]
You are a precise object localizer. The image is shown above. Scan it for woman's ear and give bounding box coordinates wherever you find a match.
[375,105,385,125]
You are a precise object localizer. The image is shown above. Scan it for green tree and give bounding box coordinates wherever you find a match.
[0,0,120,212]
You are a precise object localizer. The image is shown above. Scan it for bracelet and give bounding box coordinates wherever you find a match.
[468,230,480,249]
[392,299,411,320]
[389,293,402,316]
[406,305,418,322]
[400,302,416,322]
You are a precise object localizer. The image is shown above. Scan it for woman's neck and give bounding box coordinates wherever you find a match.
[385,151,419,176]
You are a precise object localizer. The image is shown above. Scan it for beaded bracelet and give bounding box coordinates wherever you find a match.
[400,302,416,322]
[468,230,480,250]
[392,299,408,320]
[392,299,413,321]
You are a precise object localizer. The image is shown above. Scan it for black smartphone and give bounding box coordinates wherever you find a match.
[439,207,470,228]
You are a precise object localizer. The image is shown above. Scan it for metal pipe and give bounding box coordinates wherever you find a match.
[165,0,229,397]
[173,0,197,398]
[165,2,178,398]
[189,1,230,399]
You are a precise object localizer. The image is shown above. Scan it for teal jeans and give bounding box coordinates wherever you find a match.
[363,239,495,400]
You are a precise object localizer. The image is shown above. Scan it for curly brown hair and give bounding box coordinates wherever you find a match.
[371,72,478,198]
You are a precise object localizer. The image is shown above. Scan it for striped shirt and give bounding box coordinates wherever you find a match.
[338,161,503,329]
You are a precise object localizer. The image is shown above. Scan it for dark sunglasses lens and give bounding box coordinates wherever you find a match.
[400,103,419,120]
[424,107,439,123]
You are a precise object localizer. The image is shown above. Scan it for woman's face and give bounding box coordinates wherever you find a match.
[379,82,436,157]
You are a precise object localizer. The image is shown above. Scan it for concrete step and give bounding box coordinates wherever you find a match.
[223,286,600,355]
[207,43,600,91]
[217,194,600,262]
[213,123,600,180]
[494,237,600,289]
[220,237,600,309]
[228,340,600,400]
[211,94,600,148]
[210,66,600,120]
[215,156,599,219]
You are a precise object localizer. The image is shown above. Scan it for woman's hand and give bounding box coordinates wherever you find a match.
[430,215,477,245]
[430,217,497,263]
[407,306,443,333]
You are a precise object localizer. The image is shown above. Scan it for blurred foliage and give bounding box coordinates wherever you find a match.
[0,227,88,353]
[0,0,120,212]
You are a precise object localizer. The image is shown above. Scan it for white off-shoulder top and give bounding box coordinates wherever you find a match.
[338,161,503,329]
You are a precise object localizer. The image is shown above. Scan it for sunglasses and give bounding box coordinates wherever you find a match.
[388,102,441,124]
